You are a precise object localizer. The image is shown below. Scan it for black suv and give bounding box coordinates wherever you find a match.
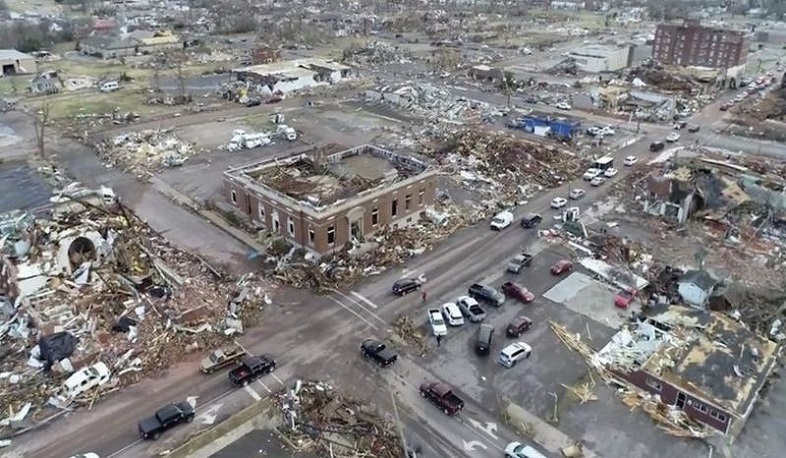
[468,283,505,307]
[475,324,494,356]
[520,213,542,229]
[649,141,665,152]
[392,278,421,296]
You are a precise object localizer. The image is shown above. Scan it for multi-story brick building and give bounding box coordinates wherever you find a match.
[223,145,438,256]
[653,20,749,69]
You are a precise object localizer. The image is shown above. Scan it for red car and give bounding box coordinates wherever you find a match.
[614,289,636,309]
[502,282,535,303]
[550,260,573,275]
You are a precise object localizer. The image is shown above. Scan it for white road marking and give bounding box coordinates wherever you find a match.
[269,372,286,387]
[257,380,272,393]
[351,291,378,309]
[244,384,262,401]
[326,296,378,329]
[330,289,386,325]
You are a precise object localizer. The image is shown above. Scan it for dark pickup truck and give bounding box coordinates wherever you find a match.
[228,355,277,387]
[361,339,398,367]
[419,380,465,416]
[506,253,533,274]
[138,401,194,440]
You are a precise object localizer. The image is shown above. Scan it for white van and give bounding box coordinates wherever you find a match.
[490,210,514,230]
[504,441,547,458]
[99,81,119,92]
[498,342,531,368]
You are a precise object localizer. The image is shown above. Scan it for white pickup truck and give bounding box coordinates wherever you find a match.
[427,308,448,337]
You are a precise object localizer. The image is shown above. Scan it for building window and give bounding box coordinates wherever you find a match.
[327,225,335,244]
[308,227,315,245]
[371,207,379,226]
[710,410,727,422]
[405,194,412,211]
[258,204,265,220]
[287,217,295,236]
[693,401,707,413]
[418,189,425,205]
[272,211,280,233]
[230,190,237,204]
[645,378,662,392]
[391,199,398,217]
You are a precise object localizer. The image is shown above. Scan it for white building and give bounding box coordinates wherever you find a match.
[567,45,633,73]
[677,270,719,307]
[231,58,352,95]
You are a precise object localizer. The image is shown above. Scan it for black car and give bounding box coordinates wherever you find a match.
[649,141,665,152]
[687,125,700,133]
[392,278,421,296]
[468,283,505,307]
[520,213,542,229]
[245,99,261,107]
[138,401,195,440]
[475,324,494,356]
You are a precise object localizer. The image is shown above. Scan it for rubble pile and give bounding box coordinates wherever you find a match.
[734,88,786,122]
[343,41,413,65]
[0,189,269,428]
[391,315,428,354]
[627,66,698,93]
[276,204,475,291]
[433,130,589,200]
[95,129,198,174]
[277,379,405,458]
[364,83,479,123]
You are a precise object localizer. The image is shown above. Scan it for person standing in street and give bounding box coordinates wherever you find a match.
[422,290,427,302]
[436,334,442,347]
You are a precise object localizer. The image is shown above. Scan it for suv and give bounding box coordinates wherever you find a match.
[498,342,532,368]
[468,284,505,307]
[520,213,542,229]
[391,278,421,296]
[649,141,665,152]
[506,316,532,338]
[475,324,494,356]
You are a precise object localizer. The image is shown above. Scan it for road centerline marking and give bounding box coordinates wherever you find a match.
[351,291,379,309]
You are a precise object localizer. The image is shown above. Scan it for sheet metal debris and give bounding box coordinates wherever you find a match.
[277,379,405,458]
[95,129,198,174]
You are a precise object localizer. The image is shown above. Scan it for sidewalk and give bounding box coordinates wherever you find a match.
[504,402,599,458]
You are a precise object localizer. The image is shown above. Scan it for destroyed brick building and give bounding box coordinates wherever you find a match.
[594,307,780,436]
[223,145,438,255]
[231,57,352,95]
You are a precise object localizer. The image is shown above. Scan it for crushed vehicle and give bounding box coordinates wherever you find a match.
[229,355,277,387]
[419,380,465,415]
[200,343,246,374]
[138,401,195,440]
[507,253,533,274]
[361,339,398,367]
[456,296,486,322]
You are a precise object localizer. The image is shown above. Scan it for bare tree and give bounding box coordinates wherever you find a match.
[33,101,50,158]
[171,51,187,101]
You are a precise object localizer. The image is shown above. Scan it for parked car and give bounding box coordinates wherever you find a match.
[555,102,571,110]
[719,104,729,111]
[590,176,606,187]
[623,156,638,166]
[138,401,195,440]
[687,125,700,133]
[520,213,542,229]
[456,296,486,322]
[498,342,532,368]
[440,302,464,326]
[427,308,448,336]
[550,260,573,275]
[200,343,246,374]
[506,253,533,274]
[504,442,548,458]
[419,381,465,415]
[568,188,585,200]
[68,454,100,458]
[649,141,665,152]
[603,167,618,178]
[506,316,532,338]
[244,99,261,107]
[501,282,535,303]
[666,132,681,143]
[550,197,568,209]
[475,324,495,356]
[229,355,276,387]
[614,289,636,309]
[391,278,421,296]
[673,120,687,130]
[360,339,398,367]
[468,283,505,307]
[490,210,514,230]
[582,168,601,180]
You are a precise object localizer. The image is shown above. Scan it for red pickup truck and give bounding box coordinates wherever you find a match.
[419,380,465,416]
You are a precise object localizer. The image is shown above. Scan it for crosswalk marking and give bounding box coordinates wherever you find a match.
[351,291,378,309]
[257,380,272,393]
[243,384,261,401]
[270,373,285,386]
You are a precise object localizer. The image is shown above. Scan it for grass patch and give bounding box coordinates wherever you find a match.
[33,88,164,120]
[237,113,274,131]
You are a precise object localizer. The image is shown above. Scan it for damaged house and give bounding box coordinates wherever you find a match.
[223,144,438,256]
[230,57,352,96]
[593,307,780,437]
